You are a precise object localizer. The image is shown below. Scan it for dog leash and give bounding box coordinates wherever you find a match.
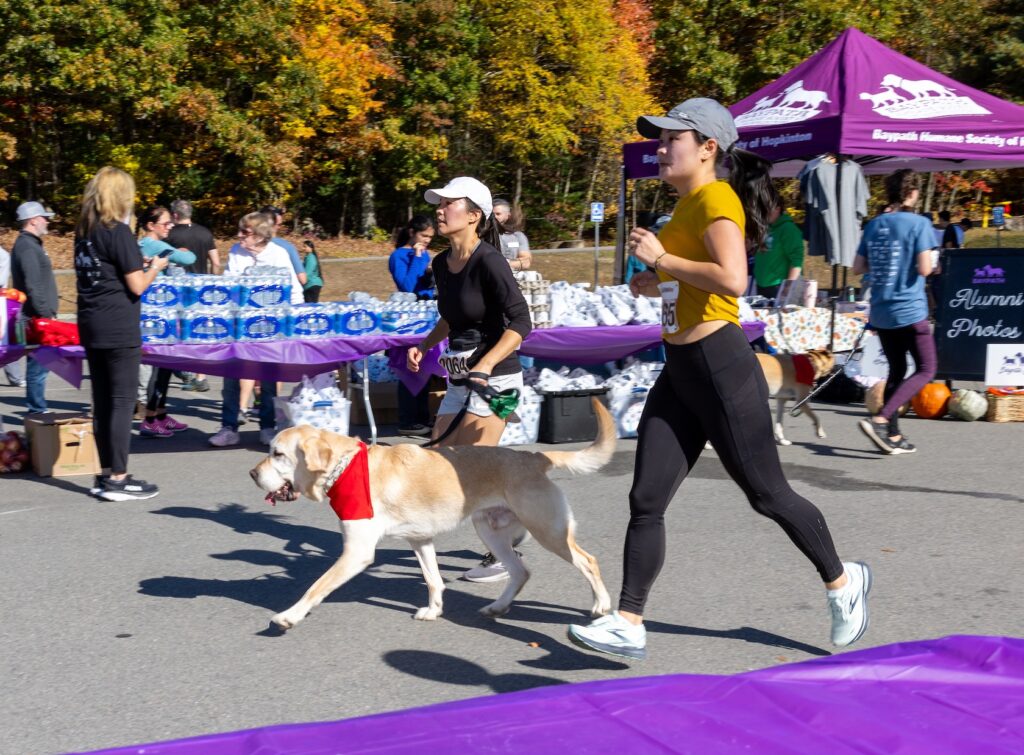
[423,371,520,447]
[789,320,871,415]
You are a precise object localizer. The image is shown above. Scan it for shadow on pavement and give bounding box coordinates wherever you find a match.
[383,649,567,693]
[643,620,831,657]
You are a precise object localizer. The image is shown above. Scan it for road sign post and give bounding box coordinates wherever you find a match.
[590,202,604,288]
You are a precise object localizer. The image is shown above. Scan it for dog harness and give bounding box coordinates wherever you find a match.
[324,442,374,521]
[792,353,816,386]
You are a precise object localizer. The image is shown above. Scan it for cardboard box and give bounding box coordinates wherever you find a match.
[349,383,400,426]
[25,413,101,477]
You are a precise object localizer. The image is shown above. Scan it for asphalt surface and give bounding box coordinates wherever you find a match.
[1,374,1023,754]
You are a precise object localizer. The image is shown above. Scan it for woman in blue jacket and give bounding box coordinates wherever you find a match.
[389,214,437,436]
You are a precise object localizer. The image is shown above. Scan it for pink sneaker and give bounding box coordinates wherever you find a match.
[161,415,189,433]
[140,418,173,438]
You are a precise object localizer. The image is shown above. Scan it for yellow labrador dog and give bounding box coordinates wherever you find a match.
[755,349,835,446]
[250,399,615,630]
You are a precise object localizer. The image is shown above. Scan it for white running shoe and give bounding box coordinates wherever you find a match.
[463,552,521,583]
[209,427,240,447]
[568,611,647,660]
[828,561,873,647]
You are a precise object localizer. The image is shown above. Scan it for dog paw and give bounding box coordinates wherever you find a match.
[271,611,302,630]
[776,438,792,446]
[479,602,511,618]
[591,602,611,618]
[816,429,827,439]
[414,606,442,621]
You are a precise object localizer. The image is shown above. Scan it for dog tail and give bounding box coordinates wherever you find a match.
[541,399,616,475]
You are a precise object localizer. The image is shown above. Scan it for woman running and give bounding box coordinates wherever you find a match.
[568,99,871,660]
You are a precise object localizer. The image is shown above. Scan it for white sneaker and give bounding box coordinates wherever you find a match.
[209,427,240,447]
[828,561,872,647]
[568,611,647,660]
[463,552,519,583]
[259,428,277,446]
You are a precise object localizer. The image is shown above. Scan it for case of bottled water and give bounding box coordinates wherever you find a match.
[379,303,437,335]
[289,304,335,339]
[140,306,179,344]
[187,275,239,308]
[141,279,186,307]
[236,306,289,341]
[179,307,236,344]
[334,302,382,336]
[239,275,291,308]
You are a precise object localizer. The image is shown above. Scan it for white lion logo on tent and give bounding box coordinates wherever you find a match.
[735,80,832,127]
[859,75,990,119]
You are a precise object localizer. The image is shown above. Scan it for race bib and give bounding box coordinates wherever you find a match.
[439,347,475,380]
[658,281,679,334]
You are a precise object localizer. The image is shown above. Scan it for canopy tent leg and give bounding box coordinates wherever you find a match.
[615,164,627,285]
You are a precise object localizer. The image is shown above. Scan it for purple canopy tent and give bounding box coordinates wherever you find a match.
[615,27,1024,281]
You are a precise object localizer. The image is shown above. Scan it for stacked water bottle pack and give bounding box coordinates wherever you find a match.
[139,275,439,345]
[513,271,552,329]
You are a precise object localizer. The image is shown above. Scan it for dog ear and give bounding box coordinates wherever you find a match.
[300,434,333,474]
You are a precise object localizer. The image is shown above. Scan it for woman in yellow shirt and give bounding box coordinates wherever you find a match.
[568,99,870,660]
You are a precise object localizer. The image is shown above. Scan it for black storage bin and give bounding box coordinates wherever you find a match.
[537,387,609,444]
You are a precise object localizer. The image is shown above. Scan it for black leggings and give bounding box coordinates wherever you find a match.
[146,368,173,412]
[86,346,141,475]
[620,324,844,615]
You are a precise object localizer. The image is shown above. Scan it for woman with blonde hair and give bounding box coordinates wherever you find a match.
[75,167,168,501]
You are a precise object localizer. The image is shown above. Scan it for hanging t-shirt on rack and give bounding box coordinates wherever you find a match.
[798,156,868,267]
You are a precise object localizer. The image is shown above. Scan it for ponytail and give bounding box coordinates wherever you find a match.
[465,199,503,252]
[726,146,777,250]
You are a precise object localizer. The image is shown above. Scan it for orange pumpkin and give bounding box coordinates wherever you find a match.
[911,382,951,419]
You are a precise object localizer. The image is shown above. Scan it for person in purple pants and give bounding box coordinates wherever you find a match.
[853,169,937,455]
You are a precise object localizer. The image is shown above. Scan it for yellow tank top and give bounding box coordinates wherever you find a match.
[656,180,746,337]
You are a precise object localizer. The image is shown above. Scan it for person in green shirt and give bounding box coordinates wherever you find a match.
[302,239,324,303]
[754,198,804,301]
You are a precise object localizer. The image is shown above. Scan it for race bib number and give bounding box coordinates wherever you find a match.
[659,281,679,334]
[439,348,475,379]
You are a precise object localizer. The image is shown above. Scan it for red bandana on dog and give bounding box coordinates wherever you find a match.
[326,442,374,521]
[792,353,816,386]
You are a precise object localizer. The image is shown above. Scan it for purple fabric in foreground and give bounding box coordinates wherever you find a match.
[82,635,1024,754]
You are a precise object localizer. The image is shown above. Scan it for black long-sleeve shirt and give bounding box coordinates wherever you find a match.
[11,230,58,319]
[431,241,531,377]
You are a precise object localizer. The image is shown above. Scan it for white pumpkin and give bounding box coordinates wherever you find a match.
[948,389,988,422]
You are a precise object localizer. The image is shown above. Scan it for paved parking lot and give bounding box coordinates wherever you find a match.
[2,375,1022,754]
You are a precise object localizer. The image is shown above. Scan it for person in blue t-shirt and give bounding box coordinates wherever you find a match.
[260,206,307,286]
[389,214,437,436]
[853,170,937,456]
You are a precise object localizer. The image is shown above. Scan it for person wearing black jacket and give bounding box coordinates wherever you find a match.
[74,167,168,501]
[407,176,533,583]
[11,201,58,413]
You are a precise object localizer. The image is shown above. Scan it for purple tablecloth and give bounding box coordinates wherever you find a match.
[80,635,1024,754]
[0,323,766,390]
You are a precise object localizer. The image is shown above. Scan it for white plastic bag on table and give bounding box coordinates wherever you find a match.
[275,373,350,436]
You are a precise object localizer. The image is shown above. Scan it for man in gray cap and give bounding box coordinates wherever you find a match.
[11,201,59,413]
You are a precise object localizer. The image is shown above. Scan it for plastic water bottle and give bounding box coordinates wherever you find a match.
[290,304,335,339]
[180,306,235,343]
[140,306,178,344]
[236,305,289,341]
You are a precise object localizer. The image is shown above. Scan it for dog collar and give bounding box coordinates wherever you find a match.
[325,442,374,521]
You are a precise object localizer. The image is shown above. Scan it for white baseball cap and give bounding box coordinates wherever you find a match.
[16,201,55,222]
[424,177,493,219]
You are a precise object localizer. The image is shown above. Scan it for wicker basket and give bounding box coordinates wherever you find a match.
[986,393,1024,422]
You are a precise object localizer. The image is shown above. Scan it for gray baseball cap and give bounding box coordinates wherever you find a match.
[637,98,739,151]
[16,201,55,222]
